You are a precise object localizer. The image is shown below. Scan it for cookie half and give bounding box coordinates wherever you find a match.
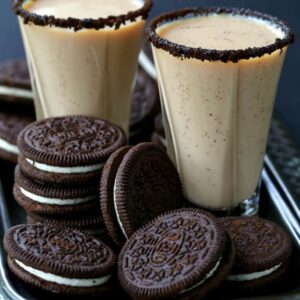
[100,142,185,246]
[4,224,115,295]
[118,208,235,299]
[219,217,293,293]
[14,166,99,216]
[18,116,127,185]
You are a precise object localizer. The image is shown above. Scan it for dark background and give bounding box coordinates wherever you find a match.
[1,0,299,146]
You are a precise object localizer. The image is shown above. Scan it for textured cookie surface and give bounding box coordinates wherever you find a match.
[100,146,132,246]
[219,217,292,272]
[219,217,292,293]
[27,211,105,235]
[118,208,234,299]
[4,224,115,295]
[18,116,126,166]
[0,59,31,89]
[114,142,185,239]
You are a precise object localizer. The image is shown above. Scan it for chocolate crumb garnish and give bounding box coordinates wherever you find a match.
[148,7,294,63]
[14,0,153,32]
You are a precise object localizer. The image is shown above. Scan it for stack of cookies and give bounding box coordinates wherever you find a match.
[13,115,127,237]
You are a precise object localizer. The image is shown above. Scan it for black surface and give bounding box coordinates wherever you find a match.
[0,0,299,147]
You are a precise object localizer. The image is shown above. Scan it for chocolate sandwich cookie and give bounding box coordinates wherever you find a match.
[129,68,159,145]
[18,116,126,185]
[219,217,293,293]
[27,212,106,238]
[100,142,185,247]
[4,224,116,295]
[0,111,34,163]
[14,166,99,216]
[118,208,235,299]
[0,59,33,105]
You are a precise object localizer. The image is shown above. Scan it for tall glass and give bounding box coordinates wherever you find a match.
[149,8,294,215]
[14,0,152,134]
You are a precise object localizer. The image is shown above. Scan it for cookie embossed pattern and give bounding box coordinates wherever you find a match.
[4,224,116,295]
[18,116,126,185]
[118,208,235,299]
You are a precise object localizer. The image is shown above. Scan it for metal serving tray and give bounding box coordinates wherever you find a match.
[0,51,299,299]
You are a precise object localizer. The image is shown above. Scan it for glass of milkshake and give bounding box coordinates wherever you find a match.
[14,0,152,133]
[149,8,294,215]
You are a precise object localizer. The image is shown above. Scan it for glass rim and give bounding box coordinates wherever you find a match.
[147,7,294,63]
[14,0,153,31]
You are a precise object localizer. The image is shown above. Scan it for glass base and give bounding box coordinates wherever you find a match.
[191,181,261,217]
[238,191,260,216]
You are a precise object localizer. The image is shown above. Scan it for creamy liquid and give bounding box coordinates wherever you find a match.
[153,15,287,209]
[19,0,145,133]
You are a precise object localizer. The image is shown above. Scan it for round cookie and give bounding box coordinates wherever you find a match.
[14,166,99,216]
[27,211,106,238]
[18,116,127,185]
[0,111,34,163]
[219,217,293,293]
[118,208,235,299]
[129,68,159,145]
[100,142,185,247]
[4,224,116,295]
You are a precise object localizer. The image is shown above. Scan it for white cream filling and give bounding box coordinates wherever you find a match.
[26,158,103,174]
[20,187,96,205]
[0,86,33,99]
[227,263,282,282]
[113,178,128,239]
[179,256,222,294]
[15,259,111,287]
[0,137,19,155]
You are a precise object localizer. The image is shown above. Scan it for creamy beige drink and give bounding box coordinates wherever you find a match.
[150,9,293,211]
[16,0,151,133]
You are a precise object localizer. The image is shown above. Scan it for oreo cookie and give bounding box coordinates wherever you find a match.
[0,111,34,163]
[0,59,33,105]
[118,208,235,299]
[100,142,185,247]
[27,212,106,238]
[129,68,159,145]
[14,166,99,216]
[219,217,293,293]
[4,224,116,295]
[18,116,127,185]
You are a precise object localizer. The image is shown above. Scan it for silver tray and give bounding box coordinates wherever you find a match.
[0,51,299,299]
